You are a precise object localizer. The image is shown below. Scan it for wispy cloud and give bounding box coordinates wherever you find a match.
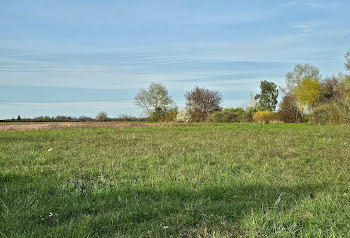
[280,1,297,7]
[304,0,342,9]
[0,0,349,118]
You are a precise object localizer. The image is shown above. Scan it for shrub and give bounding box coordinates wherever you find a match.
[310,103,349,125]
[239,107,259,123]
[147,107,178,122]
[301,114,310,123]
[95,112,108,122]
[32,116,54,122]
[278,95,302,123]
[55,115,78,122]
[162,108,178,122]
[119,114,137,122]
[206,108,245,123]
[147,107,165,122]
[176,109,192,122]
[79,116,94,122]
[238,111,254,122]
[253,110,274,124]
[206,111,226,122]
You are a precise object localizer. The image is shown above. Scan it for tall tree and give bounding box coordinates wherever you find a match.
[285,64,321,91]
[134,82,174,115]
[255,80,279,111]
[185,86,222,121]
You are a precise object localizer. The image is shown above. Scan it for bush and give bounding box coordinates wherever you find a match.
[240,107,259,123]
[205,107,260,123]
[162,108,178,122]
[310,103,349,125]
[301,114,310,123]
[95,112,108,122]
[147,107,165,122]
[147,107,178,122]
[206,108,244,123]
[55,115,78,122]
[79,116,94,122]
[279,95,302,123]
[32,116,54,122]
[238,111,254,122]
[253,110,274,124]
[119,114,137,122]
[176,109,192,122]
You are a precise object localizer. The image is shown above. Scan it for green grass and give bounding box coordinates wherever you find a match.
[1,123,350,237]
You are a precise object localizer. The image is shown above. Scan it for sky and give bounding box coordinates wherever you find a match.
[0,0,349,119]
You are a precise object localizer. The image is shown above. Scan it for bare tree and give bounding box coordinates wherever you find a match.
[346,50,350,71]
[185,86,222,121]
[134,82,174,115]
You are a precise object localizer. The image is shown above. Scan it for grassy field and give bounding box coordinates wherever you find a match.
[1,123,350,237]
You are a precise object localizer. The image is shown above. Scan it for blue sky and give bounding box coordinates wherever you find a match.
[0,0,349,119]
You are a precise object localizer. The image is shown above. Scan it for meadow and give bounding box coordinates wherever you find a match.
[1,123,350,237]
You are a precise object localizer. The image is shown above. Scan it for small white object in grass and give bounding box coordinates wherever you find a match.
[48,148,53,152]
[163,226,169,229]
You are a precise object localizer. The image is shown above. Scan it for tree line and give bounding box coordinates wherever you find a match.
[135,50,350,125]
[3,114,144,123]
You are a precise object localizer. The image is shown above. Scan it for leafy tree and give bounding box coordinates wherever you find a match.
[185,86,222,121]
[255,80,279,111]
[294,78,321,111]
[134,82,174,115]
[286,64,321,91]
[17,115,21,121]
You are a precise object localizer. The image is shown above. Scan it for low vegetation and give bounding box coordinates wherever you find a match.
[1,123,350,237]
[253,110,274,124]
